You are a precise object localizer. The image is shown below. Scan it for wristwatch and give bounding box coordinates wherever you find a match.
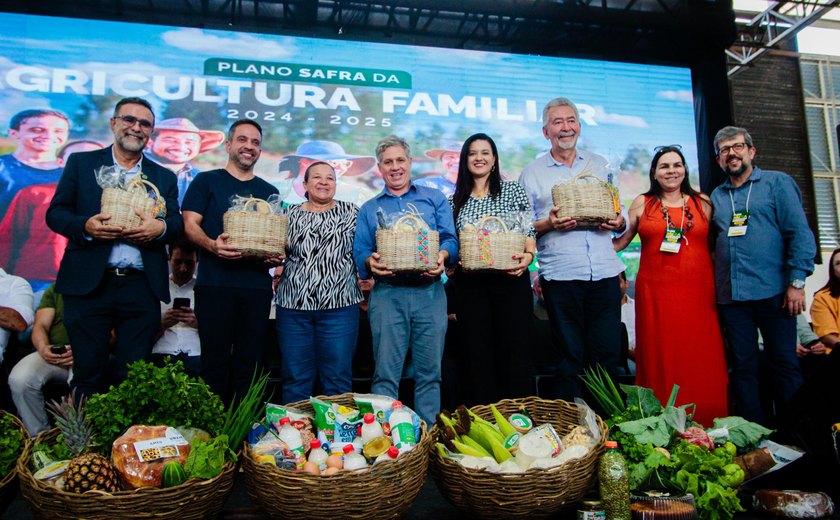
[790,279,806,290]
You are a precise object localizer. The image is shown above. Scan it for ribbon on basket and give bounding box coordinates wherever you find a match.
[127,176,167,218]
[477,229,494,266]
[417,228,431,266]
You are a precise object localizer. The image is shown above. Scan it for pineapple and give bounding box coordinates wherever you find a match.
[47,391,120,493]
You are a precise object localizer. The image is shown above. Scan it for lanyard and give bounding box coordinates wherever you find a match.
[660,196,688,244]
[728,181,753,215]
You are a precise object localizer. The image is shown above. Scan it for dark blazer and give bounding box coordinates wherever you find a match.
[46,146,183,302]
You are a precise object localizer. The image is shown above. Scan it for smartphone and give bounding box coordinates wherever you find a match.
[173,297,191,310]
[50,344,67,355]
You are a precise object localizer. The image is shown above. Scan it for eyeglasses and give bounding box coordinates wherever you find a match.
[113,115,153,130]
[654,144,682,153]
[717,142,748,157]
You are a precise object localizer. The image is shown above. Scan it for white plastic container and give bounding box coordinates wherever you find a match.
[307,438,328,472]
[278,417,306,469]
[342,443,369,470]
[361,412,385,443]
[389,400,417,452]
[374,445,400,464]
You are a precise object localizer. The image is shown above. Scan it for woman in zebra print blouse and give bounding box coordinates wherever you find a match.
[450,133,537,406]
[275,161,363,403]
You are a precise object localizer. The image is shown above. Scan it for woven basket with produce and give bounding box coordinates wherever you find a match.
[17,359,266,519]
[0,410,28,515]
[96,165,166,229]
[375,208,440,272]
[460,215,527,271]
[429,397,608,519]
[242,393,431,519]
[551,170,620,228]
[223,195,288,258]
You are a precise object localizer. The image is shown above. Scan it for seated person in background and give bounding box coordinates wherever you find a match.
[150,241,200,377]
[619,271,636,375]
[810,247,840,354]
[9,283,71,436]
[795,314,826,359]
[1,267,34,365]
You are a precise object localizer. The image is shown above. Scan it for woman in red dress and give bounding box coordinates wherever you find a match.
[613,145,728,426]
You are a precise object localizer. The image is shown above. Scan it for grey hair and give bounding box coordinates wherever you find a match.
[714,126,754,154]
[542,97,580,128]
[375,135,411,162]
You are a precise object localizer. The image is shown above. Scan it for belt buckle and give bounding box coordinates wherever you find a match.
[113,267,128,276]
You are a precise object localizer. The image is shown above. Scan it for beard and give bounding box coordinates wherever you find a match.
[725,159,749,177]
[117,133,147,153]
[231,151,257,171]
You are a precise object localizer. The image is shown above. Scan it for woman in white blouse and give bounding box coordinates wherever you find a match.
[275,162,362,403]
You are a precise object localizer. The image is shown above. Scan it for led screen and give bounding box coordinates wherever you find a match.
[0,12,697,289]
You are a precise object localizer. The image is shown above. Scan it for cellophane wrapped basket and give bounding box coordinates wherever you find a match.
[551,172,619,228]
[0,411,28,515]
[376,213,440,272]
[460,215,527,271]
[429,397,608,519]
[16,428,236,520]
[223,197,288,258]
[100,177,161,229]
[241,393,432,520]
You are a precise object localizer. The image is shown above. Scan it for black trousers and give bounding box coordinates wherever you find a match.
[194,285,272,404]
[64,270,160,399]
[454,271,533,406]
[540,276,622,401]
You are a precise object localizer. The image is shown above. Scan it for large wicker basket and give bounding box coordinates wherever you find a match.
[100,177,161,229]
[0,411,28,515]
[460,215,527,271]
[429,397,608,519]
[17,428,237,519]
[551,172,618,228]
[376,213,440,272]
[241,393,432,519]
[223,197,288,258]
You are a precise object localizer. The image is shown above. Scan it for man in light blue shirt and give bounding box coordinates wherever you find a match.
[353,135,457,425]
[520,97,626,400]
[711,125,816,425]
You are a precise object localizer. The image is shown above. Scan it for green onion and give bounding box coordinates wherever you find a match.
[580,365,625,417]
[219,370,271,457]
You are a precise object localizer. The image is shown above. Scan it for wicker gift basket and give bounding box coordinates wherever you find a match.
[376,213,440,272]
[223,197,288,258]
[17,428,236,520]
[0,411,29,514]
[551,172,620,228]
[100,177,162,229]
[460,215,527,271]
[429,397,608,519]
[241,393,432,520]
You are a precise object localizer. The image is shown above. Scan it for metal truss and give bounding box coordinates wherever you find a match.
[727,0,840,76]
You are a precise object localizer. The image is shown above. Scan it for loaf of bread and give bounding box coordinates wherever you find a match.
[112,425,191,489]
[753,490,835,518]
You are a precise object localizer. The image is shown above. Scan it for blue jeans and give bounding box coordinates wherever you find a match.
[277,305,359,403]
[718,293,802,424]
[368,281,447,425]
[540,276,622,400]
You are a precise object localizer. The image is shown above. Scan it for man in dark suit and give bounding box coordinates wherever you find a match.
[46,97,183,399]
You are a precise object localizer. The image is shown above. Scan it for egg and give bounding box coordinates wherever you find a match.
[325,455,343,469]
[323,466,340,476]
[302,461,320,475]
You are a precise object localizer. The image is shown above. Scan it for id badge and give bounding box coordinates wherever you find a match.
[660,227,682,253]
[728,211,749,237]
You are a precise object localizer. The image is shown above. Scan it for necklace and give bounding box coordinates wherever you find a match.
[658,195,694,233]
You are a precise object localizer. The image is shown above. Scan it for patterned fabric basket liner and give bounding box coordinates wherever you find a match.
[223,197,289,258]
[376,213,440,272]
[460,215,527,271]
[551,171,620,228]
[429,397,608,519]
[100,177,163,229]
[16,428,236,520]
[241,393,432,520]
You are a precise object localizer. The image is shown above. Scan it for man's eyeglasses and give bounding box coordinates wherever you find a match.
[113,115,153,130]
[717,142,749,157]
[654,144,682,153]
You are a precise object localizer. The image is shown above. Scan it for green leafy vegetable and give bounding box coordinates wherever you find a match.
[711,417,774,449]
[220,370,270,456]
[580,365,626,418]
[184,435,231,479]
[86,359,225,452]
[0,413,24,477]
[620,384,663,418]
